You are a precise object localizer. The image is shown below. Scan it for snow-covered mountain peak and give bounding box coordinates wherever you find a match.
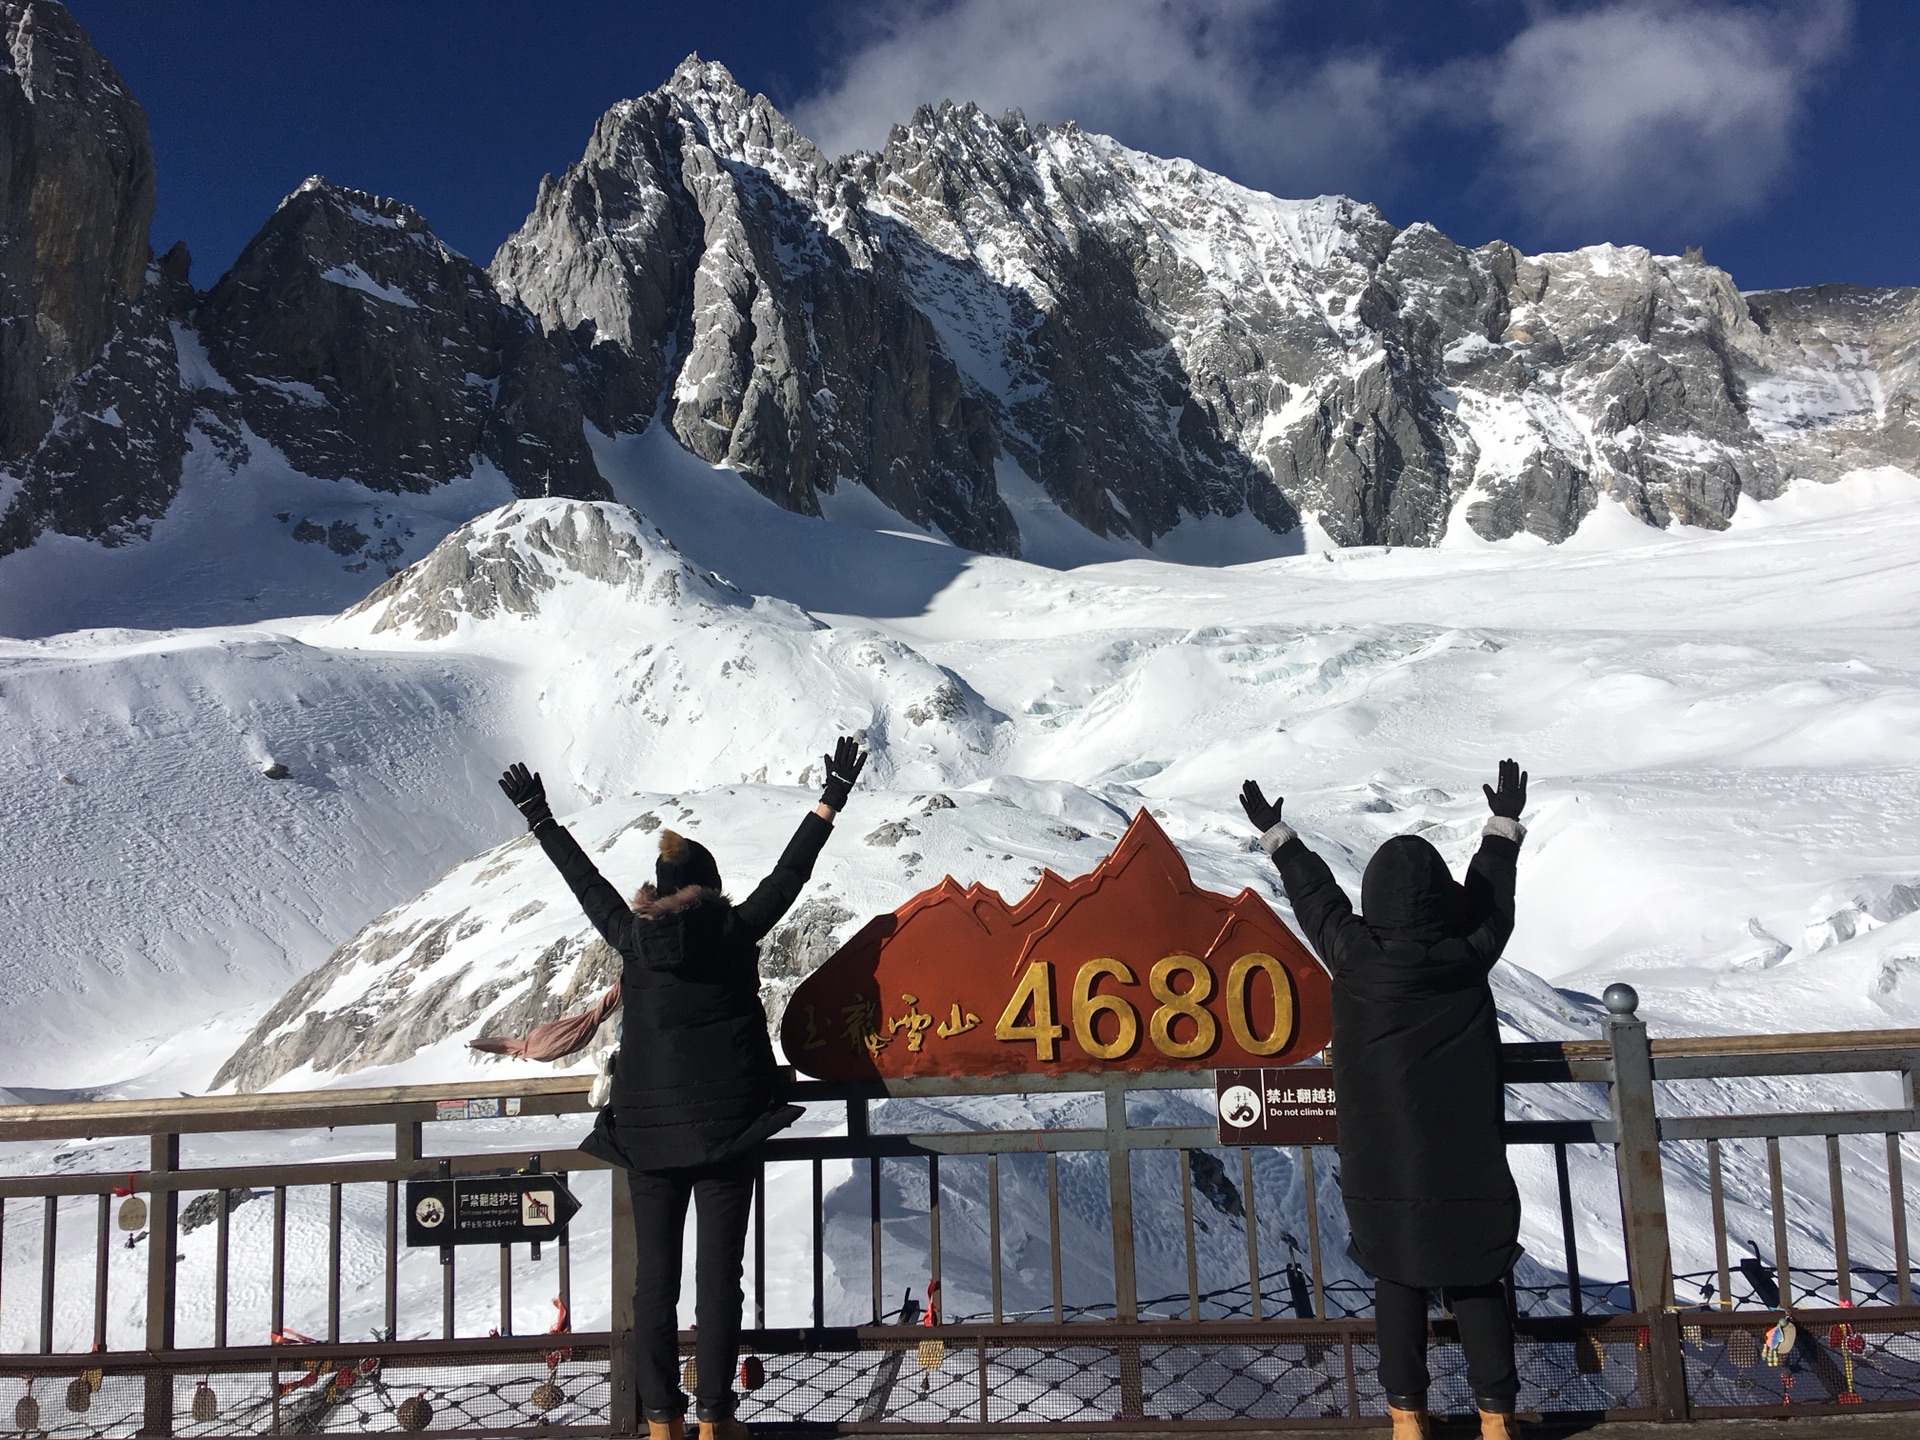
[318,499,731,646]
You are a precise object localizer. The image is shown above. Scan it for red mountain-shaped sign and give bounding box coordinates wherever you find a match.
[781,810,1331,1080]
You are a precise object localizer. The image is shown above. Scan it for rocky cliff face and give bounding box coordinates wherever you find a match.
[496,59,1918,551]
[0,0,187,553]
[198,178,606,501]
[0,0,152,461]
[493,63,1013,552]
[3,23,1917,575]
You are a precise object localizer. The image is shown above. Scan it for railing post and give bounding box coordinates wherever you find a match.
[1604,985,1688,1421]
[1102,1078,1144,1420]
[141,1131,180,1437]
[609,1169,638,1437]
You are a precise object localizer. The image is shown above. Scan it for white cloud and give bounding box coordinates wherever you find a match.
[791,0,1853,238]
[791,0,1413,201]
[1481,1,1853,233]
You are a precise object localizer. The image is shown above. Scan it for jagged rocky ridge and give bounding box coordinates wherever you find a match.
[2,13,1916,566]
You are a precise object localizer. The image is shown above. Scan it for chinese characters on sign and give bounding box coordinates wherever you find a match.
[781,811,1332,1080]
[403,1174,582,1248]
[1214,1067,1338,1145]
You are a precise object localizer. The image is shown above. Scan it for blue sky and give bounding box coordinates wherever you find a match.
[70,0,1915,294]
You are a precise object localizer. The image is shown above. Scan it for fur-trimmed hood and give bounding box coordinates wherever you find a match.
[632,883,726,919]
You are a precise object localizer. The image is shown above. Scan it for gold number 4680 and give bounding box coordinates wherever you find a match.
[993,954,1295,1062]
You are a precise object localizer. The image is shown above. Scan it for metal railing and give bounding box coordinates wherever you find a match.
[0,987,1917,1433]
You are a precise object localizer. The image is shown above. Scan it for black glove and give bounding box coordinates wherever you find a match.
[818,735,868,812]
[1484,758,1527,820]
[498,762,554,829]
[1239,779,1285,833]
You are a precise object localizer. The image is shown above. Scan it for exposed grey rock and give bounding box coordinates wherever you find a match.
[493,60,1918,551]
[0,0,153,463]
[13,28,1919,601]
[197,178,605,500]
[0,3,204,557]
[341,499,720,642]
[758,896,856,980]
[864,820,919,847]
[181,1187,260,1234]
[494,60,1013,553]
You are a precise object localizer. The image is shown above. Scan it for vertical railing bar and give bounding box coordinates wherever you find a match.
[93,1192,109,1351]
[1240,1147,1261,1321]
[1889,1133,1912,1307]
[1706,1140,1729,1312]
[869,1156,883,1326]
[976,1334,989,1423]
[1302,1145,1324,1319]
[499,1240,513,1338]
[0,1198,6,1339]
[1767,1135,1791,1308]
[1555,1142,1585,1318]
[1828,1133,1851,1304]
[609,1171,637,1437]
[1047,1152,1063,1324]
[272,1184,288,1337]
[144,1132,180,1439]
[216,1186,232,1349]
[329,1182,344,1342]
[442,1245,456,1340]
[383,1181,397,1338]
[928,1154,942,1324]
[1104,1081,1139,1323]
[987,1154,1003,1325]
[754,1161,767,1330]
[39,1194,56,1354]
[812,1157,825,1329]
[556,1171,572,1323]
[1178,1150,1199,1322]
[388,1121,416,1340]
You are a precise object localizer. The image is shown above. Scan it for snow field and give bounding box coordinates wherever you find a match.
[4,443,1920,1347]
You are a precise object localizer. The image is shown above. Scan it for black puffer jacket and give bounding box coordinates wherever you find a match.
[534,811,832,1171]
[1267,822,1524,1288]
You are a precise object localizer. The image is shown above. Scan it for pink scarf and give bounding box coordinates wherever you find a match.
[468,981,621,1061]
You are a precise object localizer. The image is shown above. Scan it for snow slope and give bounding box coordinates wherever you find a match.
[4,445,1920,1354]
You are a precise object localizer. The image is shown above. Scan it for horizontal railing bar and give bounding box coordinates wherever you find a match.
[1506,1028,1920,1062]
[0,1332,608,1372]
[1654,1049,1920,1082]
[1659,1109,1920,1142]
[0,1075,597,1139]
[790,1071,1233,1100]
[0,1121,1612,1200]
[0,1149,614,1201]
[1500,1059,1615,1084]
[1504,1120,1616,1145]
[15,1302,1920,1369]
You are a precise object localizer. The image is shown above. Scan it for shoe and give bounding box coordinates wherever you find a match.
[646,1421,685,1440]
[1389,1405,1431,1439]
[697,1420,748,1440]
[1479,1410,1522,1439]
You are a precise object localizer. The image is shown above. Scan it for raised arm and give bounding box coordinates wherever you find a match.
[499,762,636,954]
[1240,779,1369,971]
[1461,758,1528,969]
[734,734,868,943]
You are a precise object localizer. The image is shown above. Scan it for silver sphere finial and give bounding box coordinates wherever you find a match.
[1603,983,1640,1018]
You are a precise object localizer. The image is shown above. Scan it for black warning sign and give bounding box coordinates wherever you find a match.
[404,1174,581,1247]
[1214,1067,1338,1145]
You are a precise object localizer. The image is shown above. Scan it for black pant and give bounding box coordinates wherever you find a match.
[626,1156,756,1423]
[1374,1277,1519,1413]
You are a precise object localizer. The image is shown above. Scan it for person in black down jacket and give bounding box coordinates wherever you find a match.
[1240,760,1530,1440]
[498,737,868,1440]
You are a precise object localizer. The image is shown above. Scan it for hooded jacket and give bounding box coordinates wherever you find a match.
[531,811,832,1171]
[1261,816,1526,1288]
